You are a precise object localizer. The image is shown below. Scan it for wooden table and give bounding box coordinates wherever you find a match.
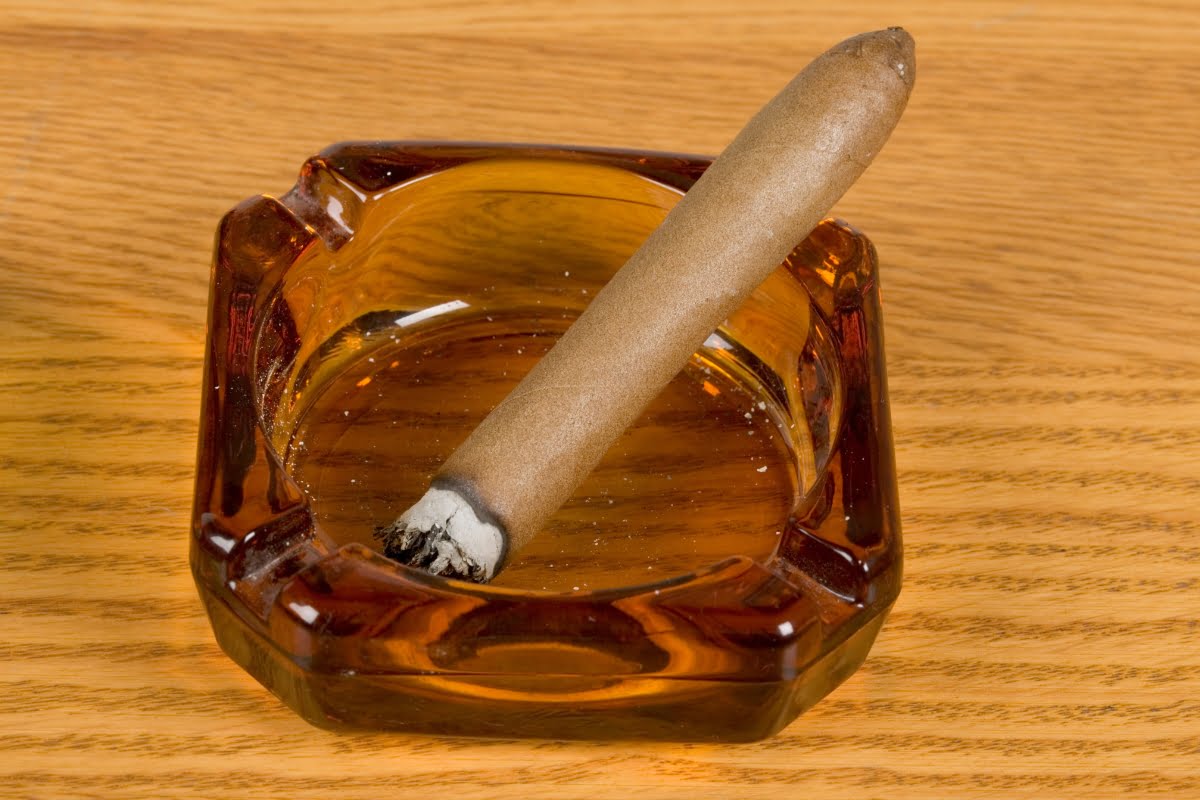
[2,2,1197,797]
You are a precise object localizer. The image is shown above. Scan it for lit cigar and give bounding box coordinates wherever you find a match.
[377,28,916,581]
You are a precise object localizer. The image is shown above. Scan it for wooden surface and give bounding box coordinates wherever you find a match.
[1,1,1197,797]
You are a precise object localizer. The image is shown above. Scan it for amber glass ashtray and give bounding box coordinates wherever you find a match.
[191,142,901,741]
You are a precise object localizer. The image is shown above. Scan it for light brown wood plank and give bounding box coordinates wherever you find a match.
[1,0,1197,797]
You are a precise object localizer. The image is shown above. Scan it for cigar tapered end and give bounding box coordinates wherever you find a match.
[375,486,506,582]
[832,27,916,89]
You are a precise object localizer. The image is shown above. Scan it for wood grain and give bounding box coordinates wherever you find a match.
[1,1,1197,797]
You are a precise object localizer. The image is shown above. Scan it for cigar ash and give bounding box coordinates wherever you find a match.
[374,484,504,581]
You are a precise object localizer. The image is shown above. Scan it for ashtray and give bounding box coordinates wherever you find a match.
[191,142,901,741]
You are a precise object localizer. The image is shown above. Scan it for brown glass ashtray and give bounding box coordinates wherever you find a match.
[191,142,901,741]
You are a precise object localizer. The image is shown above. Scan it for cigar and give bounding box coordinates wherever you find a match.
[377,28,916,582]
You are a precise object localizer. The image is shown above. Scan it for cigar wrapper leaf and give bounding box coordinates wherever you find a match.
[377,28,916,582]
